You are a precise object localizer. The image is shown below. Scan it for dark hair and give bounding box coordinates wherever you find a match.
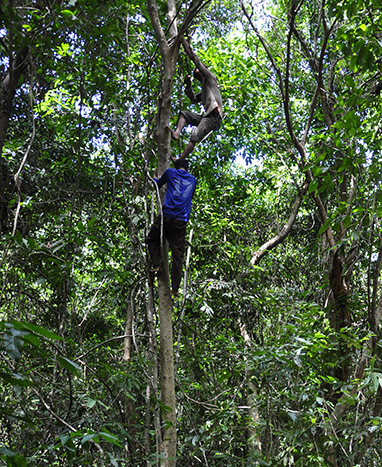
[174,159,189,171]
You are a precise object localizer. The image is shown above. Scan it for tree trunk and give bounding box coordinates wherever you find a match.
[239,321,262,457]
[0,48,29,232]
[146,0,179,464]
[153,52,178,467]
[0,48,29,157]
[157,262,176,466]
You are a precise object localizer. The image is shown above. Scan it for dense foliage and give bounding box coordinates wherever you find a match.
[1,0,382,466]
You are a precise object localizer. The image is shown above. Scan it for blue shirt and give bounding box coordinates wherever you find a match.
[155,168,197,222]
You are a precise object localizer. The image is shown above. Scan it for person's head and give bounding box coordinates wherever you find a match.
[193,68,203,82]
[174,159,189,171]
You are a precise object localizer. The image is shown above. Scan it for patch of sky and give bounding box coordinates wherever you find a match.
[234,147,261,168]
[91,135,109,152]
[240,0,272,31]
[191,0,271,45]
[74,99,91,118]
[371,252,379,262]
[0,29,9,68]
[0,55,9,68]
[358,139,373,166]
[132,13,146,24]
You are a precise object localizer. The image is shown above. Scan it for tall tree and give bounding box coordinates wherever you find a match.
[239,0,382,464]
[146,0,179,462]
[3,1,382,466]
[145,0,209,464]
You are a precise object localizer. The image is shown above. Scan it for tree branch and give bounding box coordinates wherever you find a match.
[146,0,171,58]
[313,190,337,248]
[31,387,104,454]
[242,1,306,163]
[12,53,35,236]
[250,180,309,266]
[370,238,382,336]
[178,0,211,38]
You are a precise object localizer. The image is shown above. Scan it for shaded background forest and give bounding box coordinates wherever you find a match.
[1,0,382,466]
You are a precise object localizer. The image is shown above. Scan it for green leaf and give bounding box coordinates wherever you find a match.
[308,180,318,193]
[312,166,323,177]
[99,431,123,447]
[319,219,332,235]
[0,448,28,467]
[57,356,81,374]
[61,9,75,17]
[82,433,99,444]
[87,217,98,228]
[2,326,28,359]
[0,371,34,387]
[16,322,63,341]
[124,390,136,402]
[87,397,97,408]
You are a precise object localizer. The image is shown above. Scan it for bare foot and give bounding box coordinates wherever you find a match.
[170,128,180,141]
[172,290,180,298]
[170,155,177,164]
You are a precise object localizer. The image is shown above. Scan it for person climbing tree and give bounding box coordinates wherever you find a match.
[170,36,223,161]
[147,158,197,297]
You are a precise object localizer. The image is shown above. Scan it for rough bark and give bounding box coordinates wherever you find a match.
[146,278,163,464]
[239,321,262,456]
[0,47,29,232]
[122,301,133,363]
[0,47,29,157]
[146,0,180,464]
[157,266,176,465]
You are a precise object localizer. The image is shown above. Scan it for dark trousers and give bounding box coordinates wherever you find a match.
[146,216,187,292]
[181,110,222,143]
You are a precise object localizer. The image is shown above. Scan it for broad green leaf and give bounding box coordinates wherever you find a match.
[308,180,318,193]
[87,397,97,408]
[82,433,99,444]
[57,356,81,374]
[0,371,34,387]
[15,322,63,341]
[99,431,123,447]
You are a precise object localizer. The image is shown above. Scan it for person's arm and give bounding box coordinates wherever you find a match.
[180,36,215,81]
[184,75,201,104]
[154,169,169,189]
[179,36,196,62]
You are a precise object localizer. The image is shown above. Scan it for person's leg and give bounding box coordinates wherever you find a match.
[146,216,162,270]
[170,113,187,141]
[178,141,196,160]
[171,140,196,162]
[170,111,202,141]
[176,112,221,160]
[166,219,187,293]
